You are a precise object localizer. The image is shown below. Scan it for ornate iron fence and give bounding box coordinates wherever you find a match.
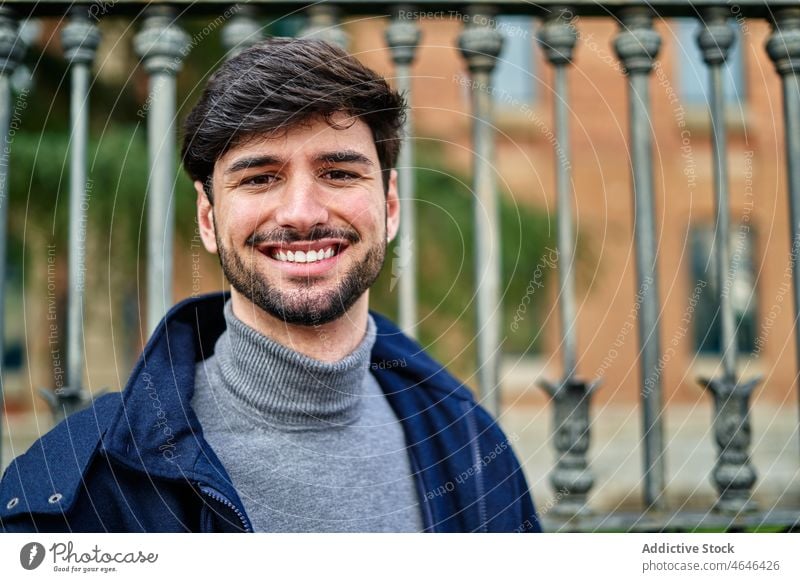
[0,1,798,532]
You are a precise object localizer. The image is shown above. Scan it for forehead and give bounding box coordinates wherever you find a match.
[215,114,378,172]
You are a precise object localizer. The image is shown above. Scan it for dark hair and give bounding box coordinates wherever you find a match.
[181,37,406,202]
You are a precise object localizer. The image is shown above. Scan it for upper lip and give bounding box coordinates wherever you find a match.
[257,238,350,254]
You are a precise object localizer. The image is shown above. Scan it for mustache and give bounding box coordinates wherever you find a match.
[245,226,361,247]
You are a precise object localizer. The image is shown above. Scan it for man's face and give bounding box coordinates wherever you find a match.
[195,113,400,326]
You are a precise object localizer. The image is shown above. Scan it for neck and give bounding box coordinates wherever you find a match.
[229,289,369,363]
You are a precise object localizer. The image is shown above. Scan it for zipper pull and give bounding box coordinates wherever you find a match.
[198,484,253,532]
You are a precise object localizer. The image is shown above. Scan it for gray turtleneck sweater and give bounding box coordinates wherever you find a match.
[190,300,423,532]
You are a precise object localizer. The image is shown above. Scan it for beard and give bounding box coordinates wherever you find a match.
[215,225,386,327]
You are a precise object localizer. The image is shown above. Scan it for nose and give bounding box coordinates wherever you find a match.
[272,174,329,234]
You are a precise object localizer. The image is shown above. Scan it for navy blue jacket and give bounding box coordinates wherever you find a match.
[0,292,541,532]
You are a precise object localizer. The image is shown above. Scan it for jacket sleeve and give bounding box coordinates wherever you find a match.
[0,509,74,532]
[473,406,543,533]
[0,393,122,533]
[0,454,77,533]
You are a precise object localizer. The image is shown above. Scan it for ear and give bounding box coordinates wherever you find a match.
[385,169,400,244]
[195,180,218,254]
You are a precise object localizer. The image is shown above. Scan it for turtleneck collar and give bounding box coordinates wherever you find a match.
[210,299,377,428]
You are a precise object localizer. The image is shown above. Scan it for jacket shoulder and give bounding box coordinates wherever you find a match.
[0,392,121,528]
[369,310,476,403]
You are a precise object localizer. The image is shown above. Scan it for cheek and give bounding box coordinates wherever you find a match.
[332,196,383,231]
[224,199,275,240]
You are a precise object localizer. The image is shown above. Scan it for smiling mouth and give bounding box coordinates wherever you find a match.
[258,241,349,264]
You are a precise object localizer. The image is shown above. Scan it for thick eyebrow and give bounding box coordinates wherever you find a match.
[224,155,284,175]
[223,150,374,176]
[314,150,374,167]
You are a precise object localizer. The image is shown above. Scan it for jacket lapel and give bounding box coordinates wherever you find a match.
[369,311,484,533]
[103,292,243,507]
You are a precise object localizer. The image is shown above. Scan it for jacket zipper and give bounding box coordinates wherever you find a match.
[199,485,253,532]
[409,452,436,532]
[463,401,488,532]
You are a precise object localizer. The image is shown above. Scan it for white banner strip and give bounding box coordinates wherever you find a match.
[1,533,798,581]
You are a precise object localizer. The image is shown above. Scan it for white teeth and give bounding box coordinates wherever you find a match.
[271,246,337,263]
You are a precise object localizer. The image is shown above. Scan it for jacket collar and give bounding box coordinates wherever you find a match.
[103,292,472,496]
[103,293,230,489]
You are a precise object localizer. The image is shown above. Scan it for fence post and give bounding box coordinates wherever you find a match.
[221,4,263,59]
[41,8,102,421]
[458,5,504,416]
[385,5,421,337]
[537,6,600,516]
[613,6,665,510]
[134,7,190,334]
[299,5,348,49]
[766,7,800,456]
[696,7,760,514]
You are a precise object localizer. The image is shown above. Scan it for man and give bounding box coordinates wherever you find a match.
[0,38,541,533]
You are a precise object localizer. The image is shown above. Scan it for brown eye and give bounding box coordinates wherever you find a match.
[242,174,278,187]
[322,169,358,182]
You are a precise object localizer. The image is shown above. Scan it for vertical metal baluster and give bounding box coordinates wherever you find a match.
[704,10,738,383]
[767,8,800,454]
[537,6,600,516]
[613,7,665,510]
[697,7,760,514]
[134,8,190,334]
[299,5,348,50]
[385,5,421,337]
[222,4,263,59]
[0,9,24,466]
[458,6,504,416]
[39,9,101,421]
